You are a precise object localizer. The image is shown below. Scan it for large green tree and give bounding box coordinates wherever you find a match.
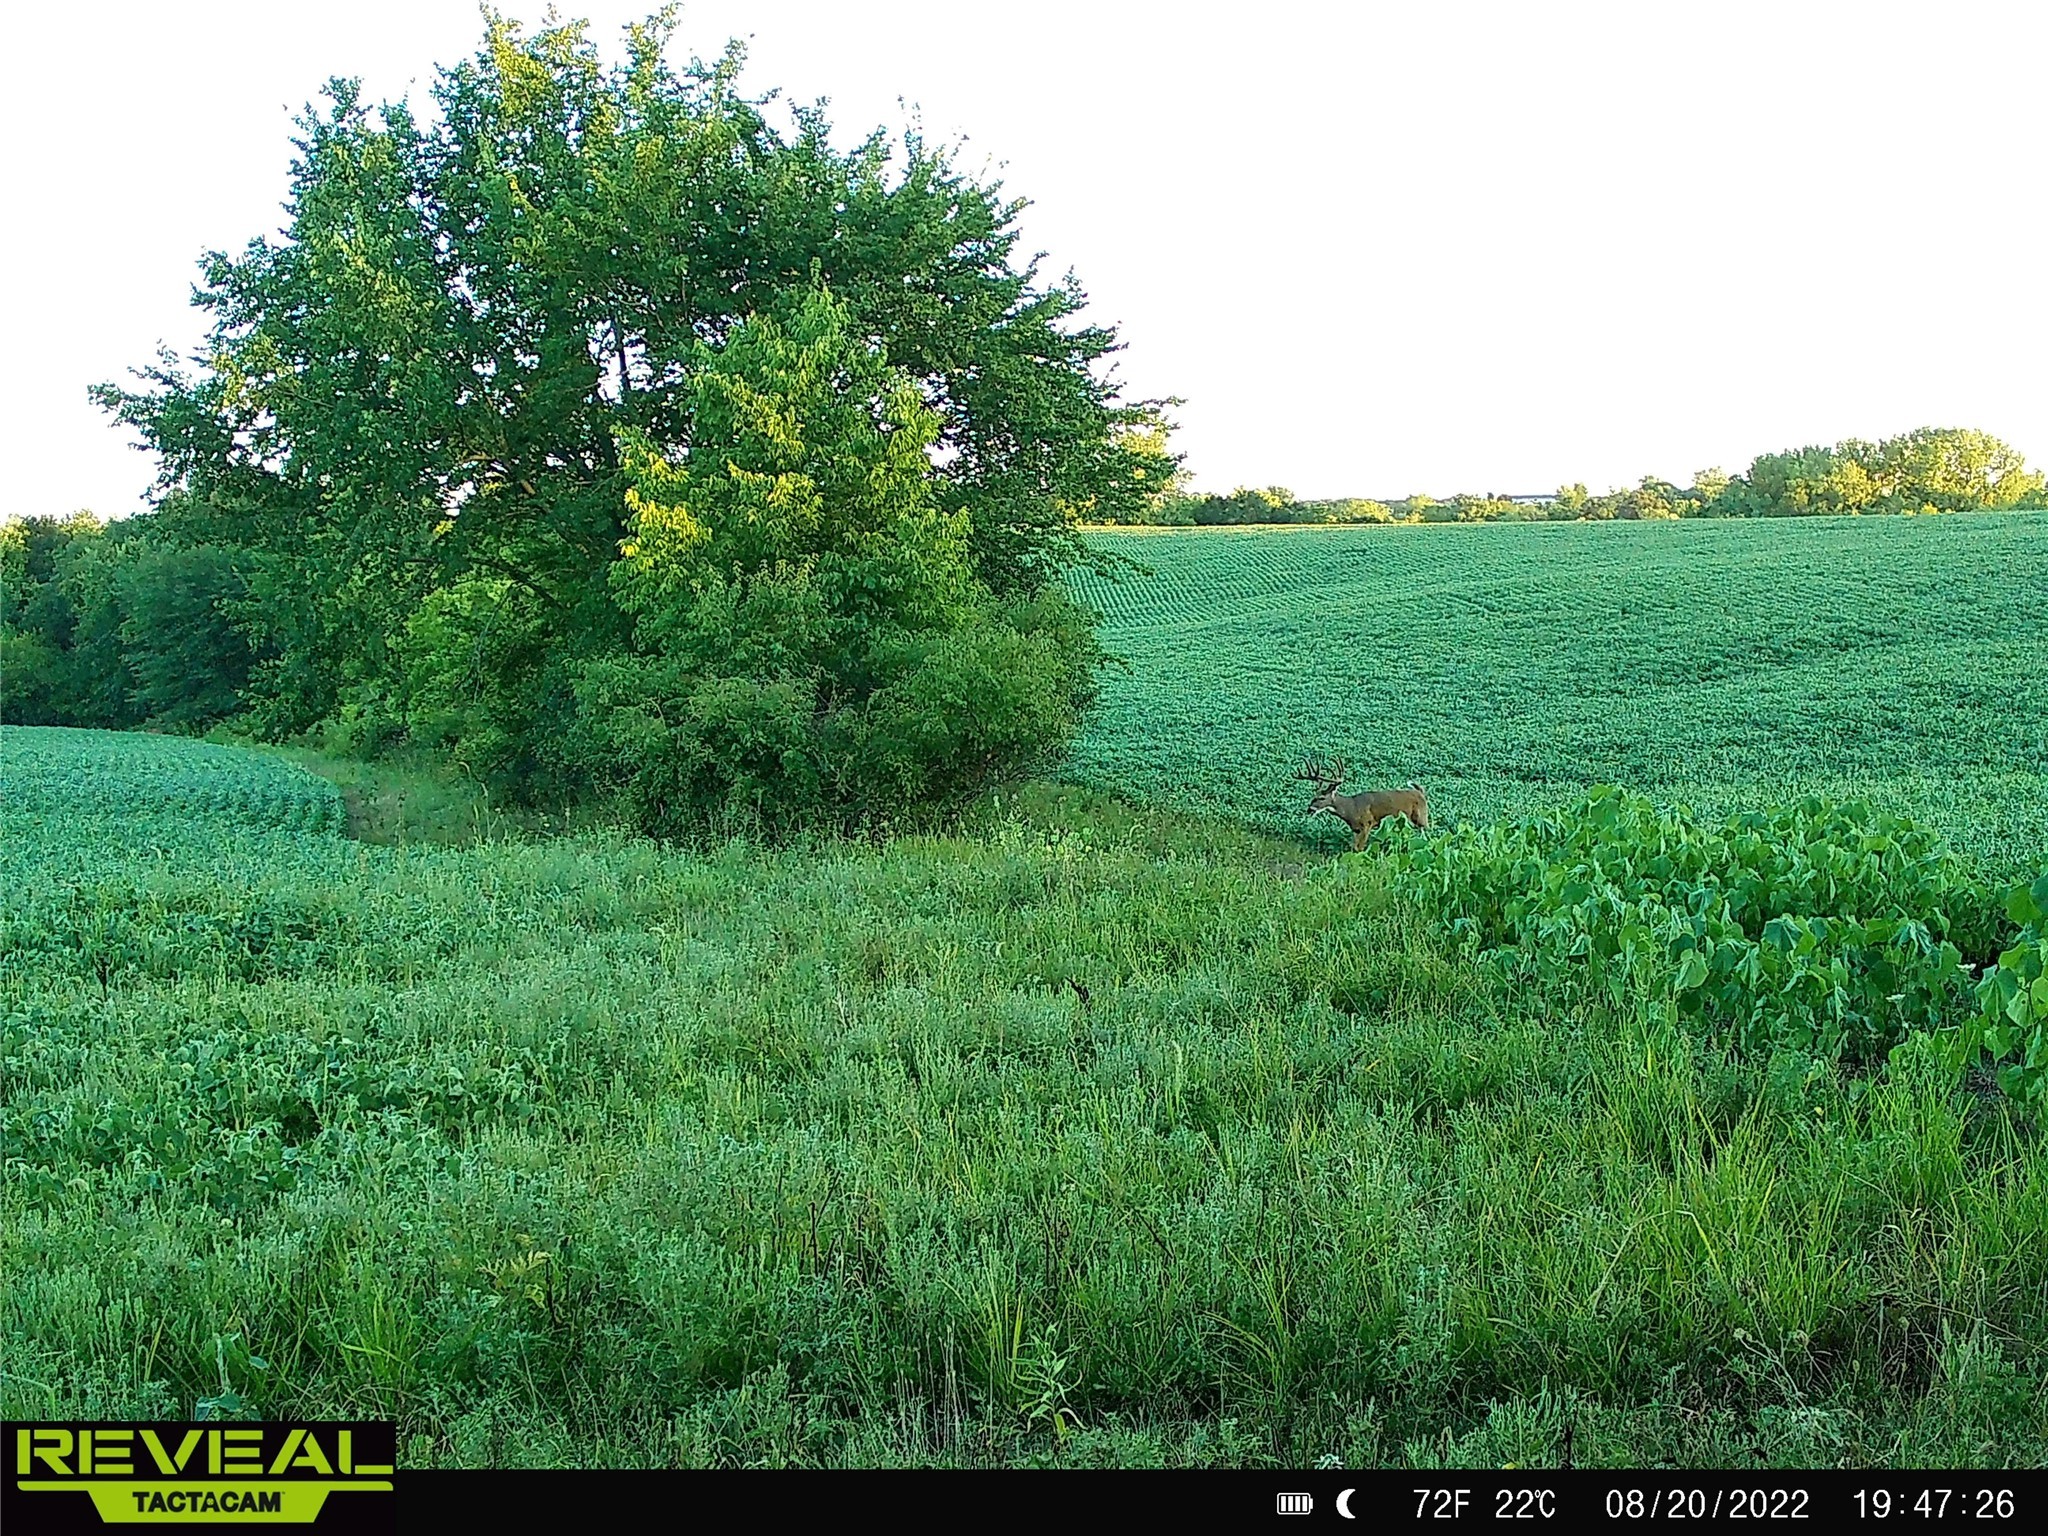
[568,289,1095,834]
[99,8,1172,753]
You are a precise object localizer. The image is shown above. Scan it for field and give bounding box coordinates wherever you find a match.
[4,724,344,839]
[1067,513,2048,876]
[5,720,2047,1467]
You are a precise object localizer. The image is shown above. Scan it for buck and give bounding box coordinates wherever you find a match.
[1295,756,1430,850]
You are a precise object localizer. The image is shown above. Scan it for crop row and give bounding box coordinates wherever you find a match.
[2,727,345,839]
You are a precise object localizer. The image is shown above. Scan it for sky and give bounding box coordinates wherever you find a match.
[5,0,2044,517]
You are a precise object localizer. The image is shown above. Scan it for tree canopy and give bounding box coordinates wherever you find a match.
[77,8,1164,825]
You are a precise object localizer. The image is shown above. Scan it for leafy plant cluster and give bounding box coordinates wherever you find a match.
[1105,426,2046,526]
[1966,876,2048,1106]
[1386,787,2043,1104]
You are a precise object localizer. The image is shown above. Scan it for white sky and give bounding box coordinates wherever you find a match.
[5,0,2044,515]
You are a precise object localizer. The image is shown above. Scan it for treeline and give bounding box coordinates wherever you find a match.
[2,13,1177,836]
[1,512,254,732]
[1113,427,2047,526]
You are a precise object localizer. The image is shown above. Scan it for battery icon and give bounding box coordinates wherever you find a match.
[1277,1493,1314,1515]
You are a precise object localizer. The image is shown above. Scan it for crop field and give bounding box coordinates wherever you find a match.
[1067,513,2048,876]
[5,725,344,843]
[5,723,2048,1467]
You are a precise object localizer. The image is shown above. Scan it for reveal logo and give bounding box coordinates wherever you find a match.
[3,1423,394,1531]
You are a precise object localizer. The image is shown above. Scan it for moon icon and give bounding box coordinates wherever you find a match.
[1337,1488,1356,1519]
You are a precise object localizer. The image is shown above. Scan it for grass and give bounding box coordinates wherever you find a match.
[260,745,514,848]
[1067,513,2048,880]
[4,726,2046,1467]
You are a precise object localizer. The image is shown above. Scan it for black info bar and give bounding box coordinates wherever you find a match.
[3,1428,2036,1534]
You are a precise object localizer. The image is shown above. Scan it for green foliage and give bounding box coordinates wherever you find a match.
[1128,479,1711,527]
[116,546,257,726]
[1726,442,1885,517]
[1107,411,1189,517]
[571,656,823,838]
[0,519,24,620]
[93,8,1163,789]
[558,293,1098,836]
[1724,429,2046,518]
[8,728,2048,1466]
[371,577,557,775]
[608,292,965,634]
[1387,787,1995,1067]
[0,514,252,732]
[1065,515,2048,879]
[1968,874,2048,1108]
[2,514,110,725]
[0,628,60,723]
[831,598,1100,817]
[1131,488,1396,526]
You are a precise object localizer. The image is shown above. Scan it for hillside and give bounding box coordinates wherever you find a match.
[1068,514,2048,876]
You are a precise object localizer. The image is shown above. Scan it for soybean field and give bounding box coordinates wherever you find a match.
[4,726,344,841]
[1067,513,2048,875]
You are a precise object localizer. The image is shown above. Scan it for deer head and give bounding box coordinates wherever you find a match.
[1295,755,1348,815]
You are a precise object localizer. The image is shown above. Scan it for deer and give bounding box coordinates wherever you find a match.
[1295,756,1430,850]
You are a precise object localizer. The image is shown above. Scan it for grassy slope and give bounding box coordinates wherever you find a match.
[4,730,2045,1467]
[1068,514,2048,878]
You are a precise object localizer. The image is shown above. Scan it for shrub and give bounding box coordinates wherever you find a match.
[1388,788,1998,1069]
[834,598,1099,823]
[569,594,1096,839]
[571,291,1100,839]
[1967,873,2048,1109]
[573,658,825,840]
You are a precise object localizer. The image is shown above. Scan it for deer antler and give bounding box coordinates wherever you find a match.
[1295,755,1346,789]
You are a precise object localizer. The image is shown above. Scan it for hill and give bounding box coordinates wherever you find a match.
[1067,514,2048,877]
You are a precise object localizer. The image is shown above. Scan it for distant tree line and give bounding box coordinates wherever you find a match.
[1,13,1180,837]
[1,510,255,732]
[1110,427,2047,526]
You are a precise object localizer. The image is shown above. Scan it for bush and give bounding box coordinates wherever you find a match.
[1968,874,2048,1109]
[567,291,1101,840]
[1387,788,2000,1070]
[572,658,825,840]
[569,594,1096,840]
[835,598,1099,822]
